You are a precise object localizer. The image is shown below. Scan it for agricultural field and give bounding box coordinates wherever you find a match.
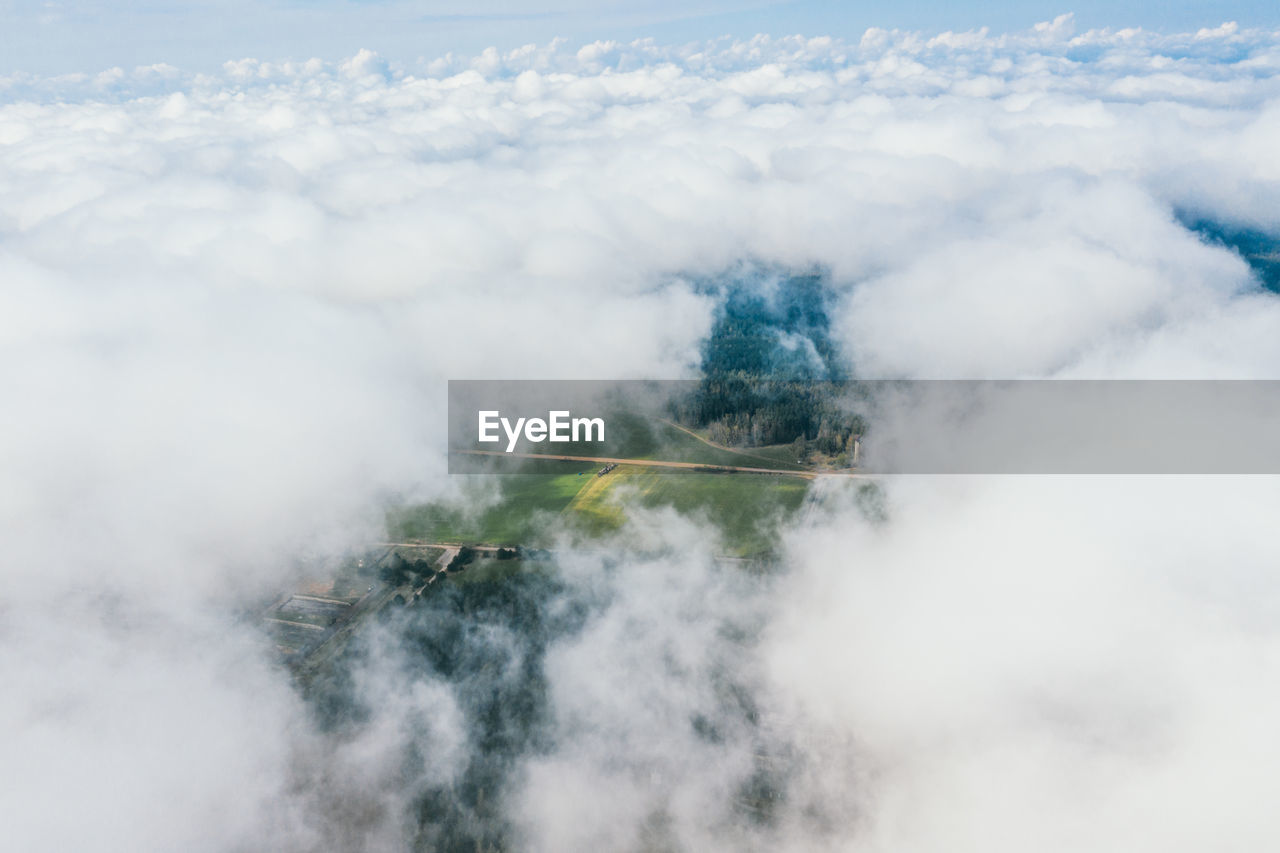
[563,465,810,555]
[638,419,809,471]
[389,460,593,546]
[391,459,812,556]
[722,442,811,467]
[400,410,823,554]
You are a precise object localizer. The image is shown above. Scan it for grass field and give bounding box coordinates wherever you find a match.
[401,412,821,554]
[389,462,592,546]
[636,420,807,471]
[563,465,810,555]
[719,442,808,467]
[391,459,811,556]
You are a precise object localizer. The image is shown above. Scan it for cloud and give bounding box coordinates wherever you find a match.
[0,0,786,75]
[2,20,1280,851]
[768,476,1280,851]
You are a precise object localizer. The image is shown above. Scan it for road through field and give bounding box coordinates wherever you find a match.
[652,417,810,470]
[455,449,864,478]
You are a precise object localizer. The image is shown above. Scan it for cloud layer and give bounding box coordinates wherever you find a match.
[3,19,1280,851]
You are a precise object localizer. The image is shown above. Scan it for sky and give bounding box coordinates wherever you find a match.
[4,7,1280,853]
[1,0,1279,73]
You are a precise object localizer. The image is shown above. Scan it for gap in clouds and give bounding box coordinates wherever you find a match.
[4,19,1280,852]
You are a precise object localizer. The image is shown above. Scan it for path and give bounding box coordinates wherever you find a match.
[454,449,864,479]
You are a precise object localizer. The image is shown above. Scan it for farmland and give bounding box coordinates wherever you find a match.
[563,464,810,555]
[390,455,812,556]
[388,460,591,546]
[288,412,829,677]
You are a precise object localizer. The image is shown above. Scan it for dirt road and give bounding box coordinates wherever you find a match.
[454,449,864,478]
[653,417,811,470]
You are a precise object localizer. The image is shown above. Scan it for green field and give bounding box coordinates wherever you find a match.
[401,411,821,554]
[718,441,809,467]
[390,458,811,556]
[636,420,808,471]
[389,461,591,546]
[563,465,809,555]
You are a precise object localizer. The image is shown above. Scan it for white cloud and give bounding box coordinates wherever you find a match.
[2,21,1280,851]
[769,476,1280,851]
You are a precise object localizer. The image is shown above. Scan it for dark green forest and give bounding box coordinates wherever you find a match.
[668,268,864,459]
[1181,214,1280,292]
[310,557,784,852]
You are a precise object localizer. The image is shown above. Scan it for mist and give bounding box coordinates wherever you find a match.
[4,18,1280,852]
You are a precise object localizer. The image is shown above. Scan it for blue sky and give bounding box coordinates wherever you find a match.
[2,0,1278,74]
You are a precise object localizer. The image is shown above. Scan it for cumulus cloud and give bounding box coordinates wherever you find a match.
[769,476,1280,851]
[3,18,1280,852]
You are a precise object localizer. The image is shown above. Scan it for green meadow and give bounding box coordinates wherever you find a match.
[390,457,811,556]
[398,412,819,553]
[562,465,810,555]
[388,459,590,546]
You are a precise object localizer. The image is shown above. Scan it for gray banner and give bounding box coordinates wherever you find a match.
[447,380,1280,474]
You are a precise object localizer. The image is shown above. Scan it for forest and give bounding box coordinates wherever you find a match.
[668,269,865,461]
